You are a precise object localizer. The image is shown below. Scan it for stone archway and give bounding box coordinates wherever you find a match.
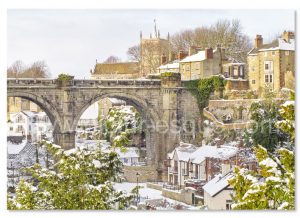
[72,91,161,166]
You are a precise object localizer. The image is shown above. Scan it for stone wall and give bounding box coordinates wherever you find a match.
[123,166,158,182]
[162,188,197,205]
[146,183,163,191]
[225,79,249,91]
[207,99,258,122]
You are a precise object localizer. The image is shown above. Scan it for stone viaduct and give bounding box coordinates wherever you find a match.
[7,74,201,180]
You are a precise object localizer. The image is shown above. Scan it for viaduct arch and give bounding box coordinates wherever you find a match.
[7,75,201,180]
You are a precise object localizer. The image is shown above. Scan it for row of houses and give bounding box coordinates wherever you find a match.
[165,141,256,210]
[157,31,294,95]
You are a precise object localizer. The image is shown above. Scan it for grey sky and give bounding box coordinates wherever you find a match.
[7,9,295,79]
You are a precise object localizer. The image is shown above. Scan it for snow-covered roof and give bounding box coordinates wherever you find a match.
[189,145,220,164]
[158,60,180,70]
[180,49,217,63]
[168,142,197,162]
[248,38,295,55]
[22,110,37,117]
[203,172,233,197]
[7,140,28,155]
[190,144,238,164]
[168,142,238,163]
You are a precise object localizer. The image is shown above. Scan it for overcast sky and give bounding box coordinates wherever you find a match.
[7,9,295,79]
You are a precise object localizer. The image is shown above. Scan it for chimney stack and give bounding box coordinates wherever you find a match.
[205,48,213,59]
[178,50,188,60]
[283,31,294,42]
[160,54,167,65]
[254,35,263,48]
[221,159,231,176]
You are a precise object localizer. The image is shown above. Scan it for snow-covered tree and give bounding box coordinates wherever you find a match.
[229,145,294,210]
[102,106,142,145]
[229,92,295,210]
[243,99,288,152]
[8,141,133,210]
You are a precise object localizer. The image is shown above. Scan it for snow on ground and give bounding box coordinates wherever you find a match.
[114,182,162,200]
[113,182,199,210]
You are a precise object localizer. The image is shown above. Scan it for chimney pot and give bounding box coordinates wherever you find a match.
[283,31,294,42]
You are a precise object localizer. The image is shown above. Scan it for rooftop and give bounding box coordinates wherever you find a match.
[180,49,217,63]
[202,172,233,197]
[248,37,295,55]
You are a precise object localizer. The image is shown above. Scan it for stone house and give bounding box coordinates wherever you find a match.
[248,31,295,95]
[222,61,249,93]
[179,47,223,80]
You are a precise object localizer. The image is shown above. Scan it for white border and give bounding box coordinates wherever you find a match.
[0,1,299,218]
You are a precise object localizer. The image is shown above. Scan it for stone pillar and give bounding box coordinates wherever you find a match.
[53,131,76,150]
[158,72,181,181]
[54,77,77,150]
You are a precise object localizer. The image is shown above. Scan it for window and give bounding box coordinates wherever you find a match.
[265,75,269,83]
[233,67,238,76]
[226,200,233,210]
[272,51,275,56]
[10,127,13,131]
[16,115,24,123]
[252,80,255,84]
[285,51,290,56]
[29,125,31,131]
[264,61,273,72]
[265,75,273,83]
[38,127,43,131]
[265,63,269,70]
[186,64,190,71]
[17,125,24,133]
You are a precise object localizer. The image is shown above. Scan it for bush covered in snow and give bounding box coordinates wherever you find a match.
[230,92,295,210]
[8,141,133,210]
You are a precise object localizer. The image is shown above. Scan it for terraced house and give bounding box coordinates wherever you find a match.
[248,31,295,95]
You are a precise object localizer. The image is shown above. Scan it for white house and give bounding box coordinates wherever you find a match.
[167,142,197,187]
[167,142,238,188]
[202,172,234,210]
[7,111,52,142]
[115,147,142,166]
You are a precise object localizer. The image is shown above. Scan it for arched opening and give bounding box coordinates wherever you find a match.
[7,92,62,190]
[7,92,63,142]
[73,92,160,166]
